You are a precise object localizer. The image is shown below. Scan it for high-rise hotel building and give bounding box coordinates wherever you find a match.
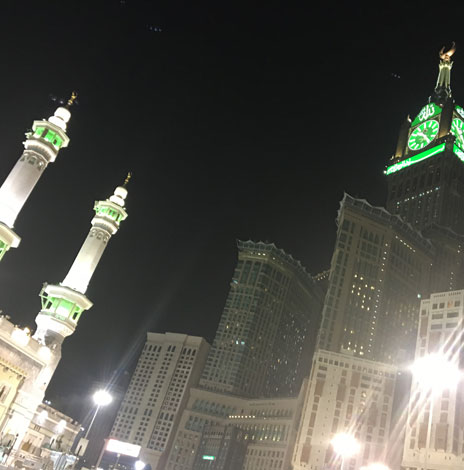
[402,290,464,470]
[165,241,323,470]
[296,46,464,470]
[108,333,209,470]
[318,45,464,365]
[385,44,464,292]
[317,194,434,364]
[293,350,396,470]
[200,240,324,398]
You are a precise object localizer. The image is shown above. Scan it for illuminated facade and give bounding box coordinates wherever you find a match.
[0,95,75,261]
[316,194,434,363]
[317,49,464,364]
[292,350,396,470]
[402,290,464,470]
[192,425,247,470]
[298,47,464,470]
[107,333,209,470]
[200,240,323,398]
[163,241,320,470]
[386,47,464,292]
[386,88,464,233]
[166,384,307,470]
[11,401,81,470]
[0,181,128,463]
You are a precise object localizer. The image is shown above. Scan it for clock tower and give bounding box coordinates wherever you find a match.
[386,43,464,291]
[386,43,464,231]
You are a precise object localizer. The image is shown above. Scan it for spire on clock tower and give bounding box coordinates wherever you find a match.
[432,42,456,105]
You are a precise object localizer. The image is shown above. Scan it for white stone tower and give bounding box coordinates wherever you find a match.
[0,179,129,455]
[34,175,130,347]
[0,93,76,261]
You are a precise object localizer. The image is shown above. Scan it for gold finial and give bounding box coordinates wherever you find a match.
[439,42,456,61]
[66,91,78,108]
[123,172,132,187]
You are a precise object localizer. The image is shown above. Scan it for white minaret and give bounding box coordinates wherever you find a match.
[0,93,76,261]
[0,178,129,457]
[34,176,129,346]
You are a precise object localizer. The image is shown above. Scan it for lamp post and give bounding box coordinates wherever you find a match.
[84,389,113,440]
[331,432,360,470]
[410,353,461,470]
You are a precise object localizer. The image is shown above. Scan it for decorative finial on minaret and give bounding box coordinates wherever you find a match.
[433,42,456,104]
[439,42,456,62]
[66,91,78,108]
[123,172,132,187]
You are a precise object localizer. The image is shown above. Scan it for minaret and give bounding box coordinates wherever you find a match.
[34,176,129,347]
[0,92,77,261]
[0,178,129,457]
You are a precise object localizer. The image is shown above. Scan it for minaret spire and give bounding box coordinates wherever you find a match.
[0,95,75,261]
[123,171,132,187]
[433,42,456,104]
[34,180,128,346]
[66,91,78,108]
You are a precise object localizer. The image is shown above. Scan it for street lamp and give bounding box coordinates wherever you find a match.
[331,432,360,470]
[410,353,461,470]
[84,389,113,439]
[410,353,461,393]
[134,460,145,470]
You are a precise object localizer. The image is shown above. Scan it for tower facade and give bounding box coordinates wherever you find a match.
[105,333,210,470]
[292,350,396,470]
[402,290,464,470]
[0,94,76,261]
[199,240,323,398]
[317,194,434,363]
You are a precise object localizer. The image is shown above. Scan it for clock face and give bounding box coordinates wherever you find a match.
[408,120,440,151]
[451,117,464,149]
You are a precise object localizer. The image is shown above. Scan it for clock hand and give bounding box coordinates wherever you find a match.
[416,131,430,144]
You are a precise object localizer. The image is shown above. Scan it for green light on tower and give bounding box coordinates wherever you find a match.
[408,120,440,151]
[411,103,442,127]
[202,456,216,461]
[386,143,464,175]
[453,144,464,162]
[385,143,446,175]
[0,240,7,261]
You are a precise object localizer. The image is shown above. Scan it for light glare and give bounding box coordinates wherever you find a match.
[135,461,145,470]
[411,353,461,393]
[93,389,112,406]
[331,432,360,458]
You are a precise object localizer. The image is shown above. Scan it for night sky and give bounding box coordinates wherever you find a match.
[0,1,463,422]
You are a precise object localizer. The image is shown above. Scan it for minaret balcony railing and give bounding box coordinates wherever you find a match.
[32,126,64,150]
[92,200,128,234]
[39,284,93,326]
[32,119,70,149]
[0,223,21,260]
